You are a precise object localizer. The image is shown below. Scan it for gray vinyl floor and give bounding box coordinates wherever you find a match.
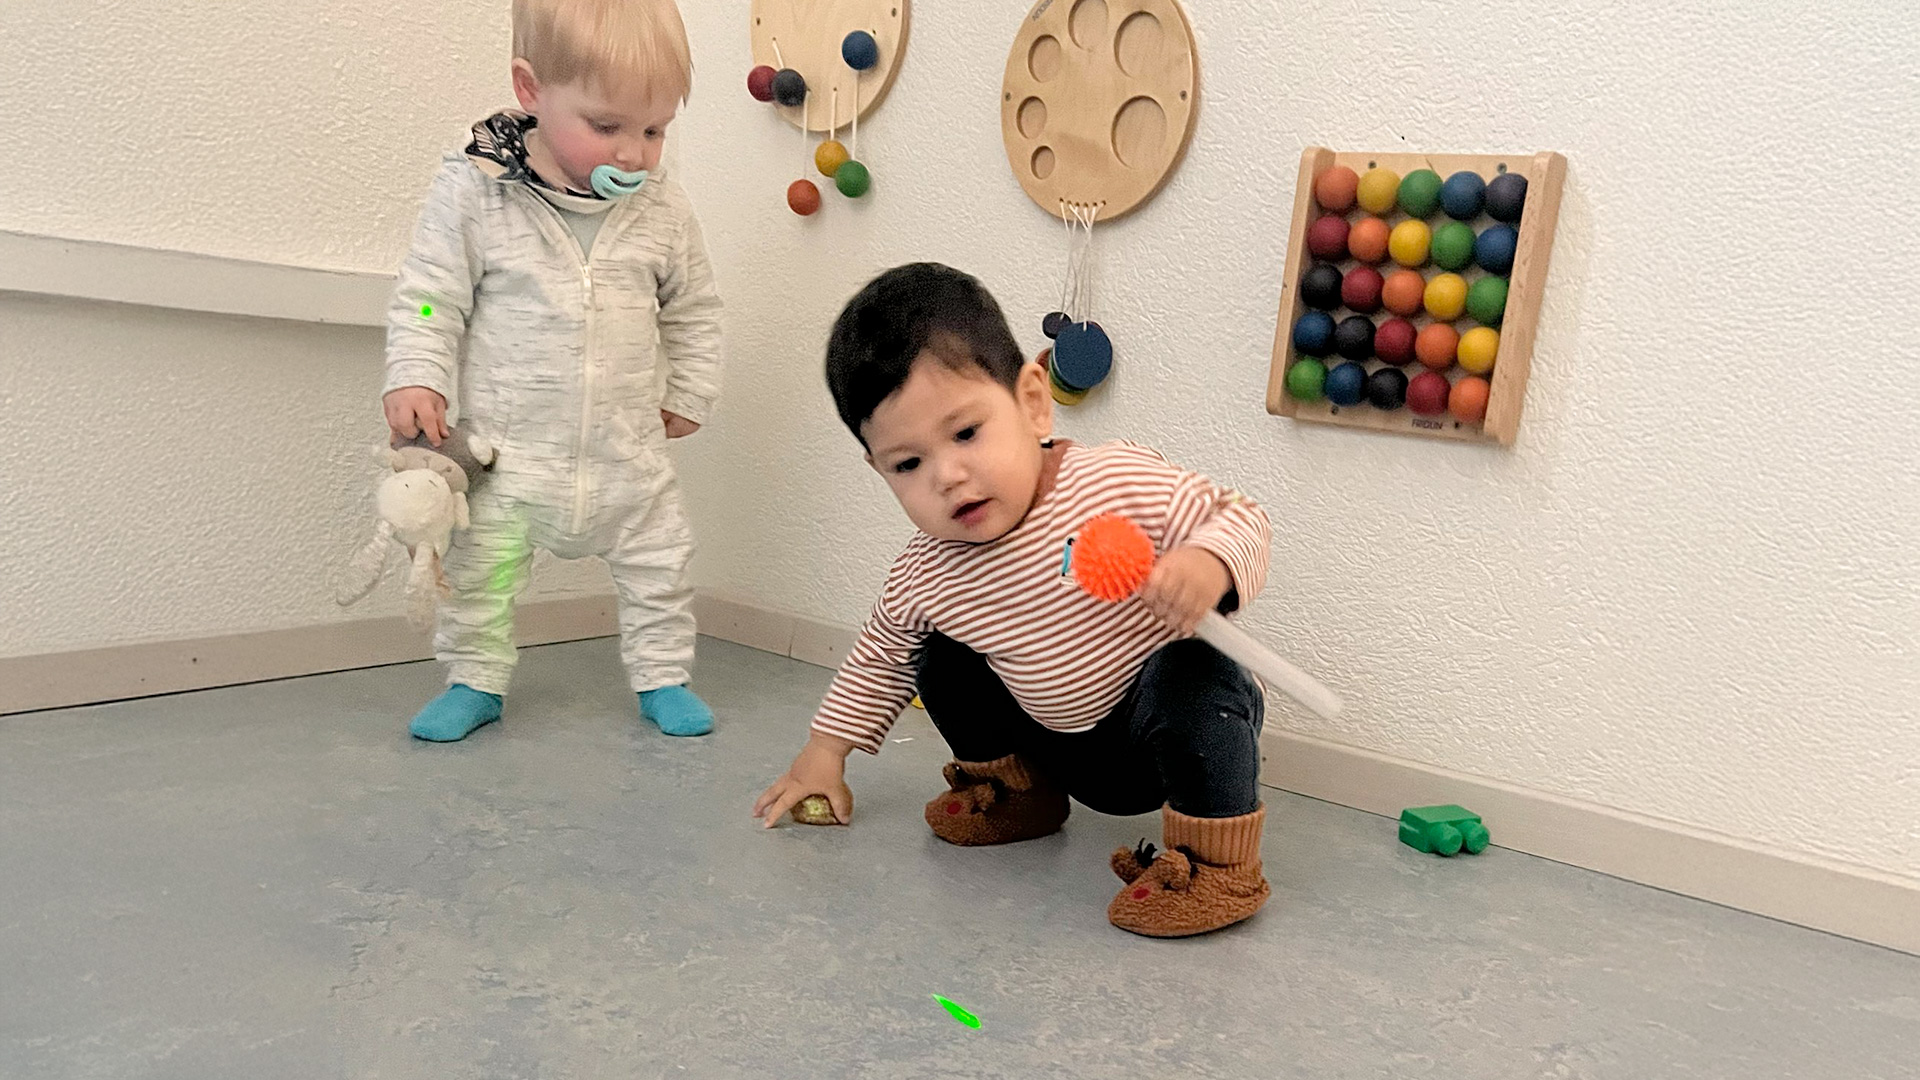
[2,637,1914,1080]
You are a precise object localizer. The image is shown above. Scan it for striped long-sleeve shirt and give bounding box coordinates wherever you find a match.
[812,440,1273,753]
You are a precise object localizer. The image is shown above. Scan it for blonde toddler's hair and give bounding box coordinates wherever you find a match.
[512,0,693,101]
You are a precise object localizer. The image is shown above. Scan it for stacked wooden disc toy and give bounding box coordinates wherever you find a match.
[747,0,909,216]
[1266,149,1567,445]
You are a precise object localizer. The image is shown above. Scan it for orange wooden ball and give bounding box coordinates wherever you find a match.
[1382,270,1426,316]
[1314,166,1360,212]
[1348,217,1391,264]
[787,179,821,216]
[1415,323,1460,371]
[1450,376,1491,423]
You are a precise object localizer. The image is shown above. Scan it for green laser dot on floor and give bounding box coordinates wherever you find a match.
[933,995,980,1028]
[420,304,433,318]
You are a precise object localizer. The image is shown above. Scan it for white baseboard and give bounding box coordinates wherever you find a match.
[0,595,617,715]
[1260,730,1919,957]
[6,591,1914,955]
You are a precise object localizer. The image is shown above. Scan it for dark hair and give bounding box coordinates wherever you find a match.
[825,263,1026,443]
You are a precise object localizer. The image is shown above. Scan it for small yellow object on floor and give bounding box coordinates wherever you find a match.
[789,795,839,826]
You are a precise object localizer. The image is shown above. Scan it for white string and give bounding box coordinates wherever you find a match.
[830,86,838,144]
[849,78,859,161]
[799,92,809,179]
[1058,202,1074,314]
[1058,201,1098,322]
[771,38,786,69]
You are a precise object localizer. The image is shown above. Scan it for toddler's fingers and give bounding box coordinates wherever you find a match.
[752,780,788,818]
[827,788,853,825]
[761,790,805,829]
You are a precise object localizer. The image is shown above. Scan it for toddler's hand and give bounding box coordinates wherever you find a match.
[754,734,856,828]
[662,411,701,439]
[1140,546,1231,636]
[384,387,449,446]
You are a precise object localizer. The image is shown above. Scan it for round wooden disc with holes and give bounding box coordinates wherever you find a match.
[751,0,909,133]
[1001,0,1198,221]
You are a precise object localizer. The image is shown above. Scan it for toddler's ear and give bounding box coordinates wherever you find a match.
[1017,361,1055,438]
[510,58,542,112]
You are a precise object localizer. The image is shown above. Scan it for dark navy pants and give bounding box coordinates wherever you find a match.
[915,635,1265,818]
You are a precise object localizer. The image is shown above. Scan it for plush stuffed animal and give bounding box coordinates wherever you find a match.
[336,427,495,628]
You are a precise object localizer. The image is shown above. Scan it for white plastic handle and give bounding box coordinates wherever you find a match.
[1196,611,1344,720]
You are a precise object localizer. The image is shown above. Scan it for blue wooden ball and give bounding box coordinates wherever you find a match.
[1474,225,1518,275]
[842,31,880,70]
[1052,321,1114,391]
[1440,171,1486,221]
[1325,362,1369,406]
[1292,311,1336,357]
[772,68,807,106]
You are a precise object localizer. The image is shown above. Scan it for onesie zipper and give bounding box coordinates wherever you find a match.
[574,260,594,532]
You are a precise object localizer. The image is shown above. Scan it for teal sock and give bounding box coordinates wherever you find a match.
[409,684,503,742]
[639,685,713,737]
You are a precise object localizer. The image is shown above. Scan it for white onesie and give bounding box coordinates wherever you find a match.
[382,145,722,696]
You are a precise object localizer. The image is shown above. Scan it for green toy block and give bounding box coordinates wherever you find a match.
[1398,804,1490,857]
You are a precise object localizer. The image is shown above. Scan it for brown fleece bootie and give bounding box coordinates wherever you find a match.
[1108,805,1270,937]
[924,754,1069,846]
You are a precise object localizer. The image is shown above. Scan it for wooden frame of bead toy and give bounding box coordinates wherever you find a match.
[746,0,909,217]
[1265,149,1567,446]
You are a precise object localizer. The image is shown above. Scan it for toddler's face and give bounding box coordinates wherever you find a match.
[513,62,677,193]
[863,356,1055,544]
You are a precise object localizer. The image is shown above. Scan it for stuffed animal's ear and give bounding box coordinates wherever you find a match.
[454,491,470,530]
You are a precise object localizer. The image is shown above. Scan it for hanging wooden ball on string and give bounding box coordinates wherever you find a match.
[788,179,821,216]
[841,30,879,71]
[747,65,777,102]
[835,160,871,197]
[772,69,807,106]
[816,141,849,177]
[787,93,820,216]
[1042,311,1069,338]
[814,88,848,177]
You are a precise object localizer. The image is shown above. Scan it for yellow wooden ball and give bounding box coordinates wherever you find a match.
[1357,167,1402,214]
[1457,326,1500,374]
[815,139,850,177]
[1389,220,1432,268]
[1424,273,1469,321]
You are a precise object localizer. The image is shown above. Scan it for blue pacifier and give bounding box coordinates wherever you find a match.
[590,164,649,199]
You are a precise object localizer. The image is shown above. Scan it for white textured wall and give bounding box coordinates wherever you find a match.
[4,1,1916,879]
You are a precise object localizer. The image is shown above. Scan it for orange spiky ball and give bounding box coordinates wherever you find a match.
[1072,514,1156,602]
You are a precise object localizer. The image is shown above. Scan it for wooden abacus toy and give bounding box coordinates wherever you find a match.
[747,0,909,216]
[1265,149,1567,446]
[1000,0,1199,404]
